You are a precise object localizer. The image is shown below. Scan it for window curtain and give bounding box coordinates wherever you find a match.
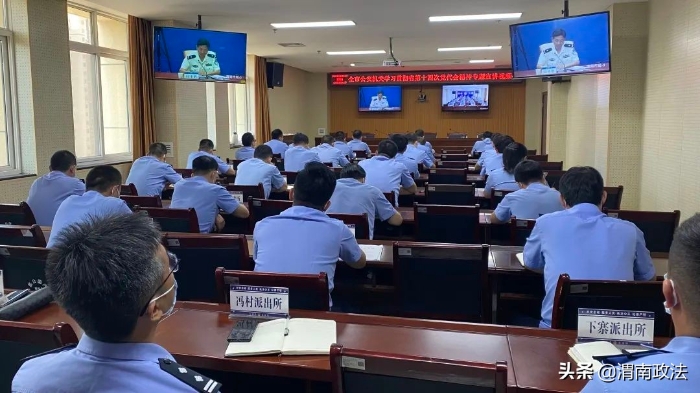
[254,56,271,143]
[128,16,156,159]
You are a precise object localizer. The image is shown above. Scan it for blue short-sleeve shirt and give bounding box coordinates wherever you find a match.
[484,167,518,195]
[405,144,434,167]
[170,176,241,233]
[234,158,285,198]
[394,153,420,178]
[312,144,349,167]
[126,156,183,197]
[235,146,255,161]
[265,139,289,156]
[472,138,493,154]
[494,183,563,221]
[284,146,321,172]
[327,178,397,239]
[186,151,231,174]
[27,171,85,226]
[481,152,504,175]
[333,141,355,159]
[359,156,415,206]
[347,139,371,155]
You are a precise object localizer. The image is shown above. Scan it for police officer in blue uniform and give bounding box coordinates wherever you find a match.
[582,213,700,392]
[265,129,289,156]
[12,213,221,392]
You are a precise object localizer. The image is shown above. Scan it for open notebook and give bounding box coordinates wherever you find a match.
[225,318,337,357]
[568,341,646,372]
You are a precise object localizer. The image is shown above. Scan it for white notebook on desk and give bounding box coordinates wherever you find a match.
[360,244,383,260]
[568,341,646,372]
[224,318,337,357]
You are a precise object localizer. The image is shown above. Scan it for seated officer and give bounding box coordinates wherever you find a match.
[171,156,249,233]
[186,138,235,175]
[582,213,700,393]
[284,133,320,172]
[490,160,563,223]
[13,213,221,392]
[253,162,367,303]
[414,129,435,157]
[390,134,420,179]
[235,132,256,161]
[27,150,85,226]
[471,131,494,155]
[347,129,371,156]
[327,164,403,240]
[313,135,350,167]
[483,142,527,198]
[126,142,183,197]
[475,132,502,173]
[523,167,655,328]
[333,131,355,159]
[234,145,287,198]
[48,165,132,248]
[404,133,434,168]
[480,134,514,176]
[359,140,417,205]
[264,128,289,156]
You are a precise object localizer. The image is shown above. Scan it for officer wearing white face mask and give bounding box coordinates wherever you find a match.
[581,214,700,393]
[13,213,221,393]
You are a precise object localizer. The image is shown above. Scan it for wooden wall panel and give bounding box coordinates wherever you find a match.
[329,83,526,143]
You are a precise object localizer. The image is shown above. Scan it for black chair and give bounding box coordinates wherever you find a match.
[544,170,566,189]
[0,246,50,290]
[603,209,681,256]
[164,233,250,302]
[330,344,508,393]
[327,213,370,240]
[0,203,36,226]
[353,150,368,159]
[428,168,467,185]
[119,183,138,196]
[509,219,537,246]
[425,184,476,206]
[120,195,163,209]
[439,154,470,162]
[393,242,490,322]
[0,225,46,247]
[174,168,193,178]
[490,189,516,210]
[540,162,564,171]
[225,184,265,202]
[281,171,298,185]
[603,186,624,210]
[552,274,673,337]
[414,204,481,244]
[136,207,200,233]
[0,321,79,392]
[249,198,293,229]
[215,269,329,311]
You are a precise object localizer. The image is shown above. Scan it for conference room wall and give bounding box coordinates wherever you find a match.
[329,83,526,142]
[565,74,610,173]
[639,0,700,221]
[524,79,544,152]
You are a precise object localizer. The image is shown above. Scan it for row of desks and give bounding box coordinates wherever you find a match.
[20,301,669,393]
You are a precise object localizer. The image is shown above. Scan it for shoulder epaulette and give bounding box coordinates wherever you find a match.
[187,54,197,60]
[159,358,221,393]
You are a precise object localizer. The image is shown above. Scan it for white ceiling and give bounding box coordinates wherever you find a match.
[84,0,641,73]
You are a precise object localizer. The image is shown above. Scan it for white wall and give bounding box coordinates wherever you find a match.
[524,79,544,152]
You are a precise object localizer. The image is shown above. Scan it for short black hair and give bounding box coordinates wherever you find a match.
[340,164,366,180]
[50,150,77,172]
[559,166,604,207]
[552,29,566,39]
[86,165,122,193]
[293,133,309,145]
[148,143,168,157]
[242,132,255,147]
[482,131,493,139]
[405,133,418,144]
[502,142,528,174]
[294,162,336,209]
[669,214,700,325]
[254,144,274,160]
[335,131,346,141]
[197,38,210,48]
[352,130,363,139]
[192,156,218,175]
[271,129,283,140]
[377,140,398,158]
[495,135,515,153]
[47,213,164,342]
[414,129,425,137]
[377,90,384,95]
[199,139,214,151]
[514,160,544,184]
[390,134,408,153]
[322,135,335,145]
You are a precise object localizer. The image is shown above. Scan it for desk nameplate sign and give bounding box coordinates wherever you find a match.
[577,308,654,347]
[230,285,289,319]
[347,224,356,237]
[230,191,244,204]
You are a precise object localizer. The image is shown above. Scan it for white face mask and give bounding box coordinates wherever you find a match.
[664,273,677,315]
[150,280,177,319]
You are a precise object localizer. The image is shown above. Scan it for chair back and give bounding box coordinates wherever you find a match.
[539,161,564,171]
[0,246,50,290]
[120,183,138,196]
[441,149,467,155]
[250,198,293,228]
[327,213,370,240]
[552,274,673,337]
[331,167,342,179]
[353,150,368,159]
[414,204,481,244]
[437,161,468,169]
[423,132,437,139]
[526,150,537,155]
[164,233,250,302]
[509,219,537,246]
[273,157,285,172]
[136,207,200,233]
[363,133,375,139]
[0,225,46,247]
[439,153,470,162]
[544,170,566,189]
[0,321,79,392]
[215,269,329,311]
[382,192,396,207]
[120,195,163,209]
[281,171,298,185]
[602,186,624,210]
[604,209,681,255]
[174,168,193,178]
[528,154,548,162]
[225,184,265,203]
[490,189,515,210]
[393,242,490,322]
[425,184,476,206]
[428,168,467,185]
[231,159,245,170]
[330,344,508,393]
[447,133,467,139]
[0,203,36,226]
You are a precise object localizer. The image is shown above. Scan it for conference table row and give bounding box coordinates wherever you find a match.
[20,301,670,393]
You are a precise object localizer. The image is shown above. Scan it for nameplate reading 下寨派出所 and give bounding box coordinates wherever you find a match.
[230,285,289,319]
[577,308,654,347]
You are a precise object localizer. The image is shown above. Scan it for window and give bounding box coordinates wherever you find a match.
[228,83,250,146]
[0,0,20,177]
[206,83,217,143]
[68,6,130,164]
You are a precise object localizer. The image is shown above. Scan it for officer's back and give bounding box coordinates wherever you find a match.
[284,133,320,172]
[265,129,289,156]
[358,140,416,205]
[12,214,221,393]
[582,213,700,393]
[390,134,420,179]
[312,135,349,167]
[126,142,183,197]
[26,150,85,226]
[332,131,355,159]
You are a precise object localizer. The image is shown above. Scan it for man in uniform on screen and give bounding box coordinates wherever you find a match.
[179,38,221,78]
[369,91,389,111]
[536,28,580,72]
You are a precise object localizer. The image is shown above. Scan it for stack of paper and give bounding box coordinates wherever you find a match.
[225,318,337,357]
[359,244,383,261]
